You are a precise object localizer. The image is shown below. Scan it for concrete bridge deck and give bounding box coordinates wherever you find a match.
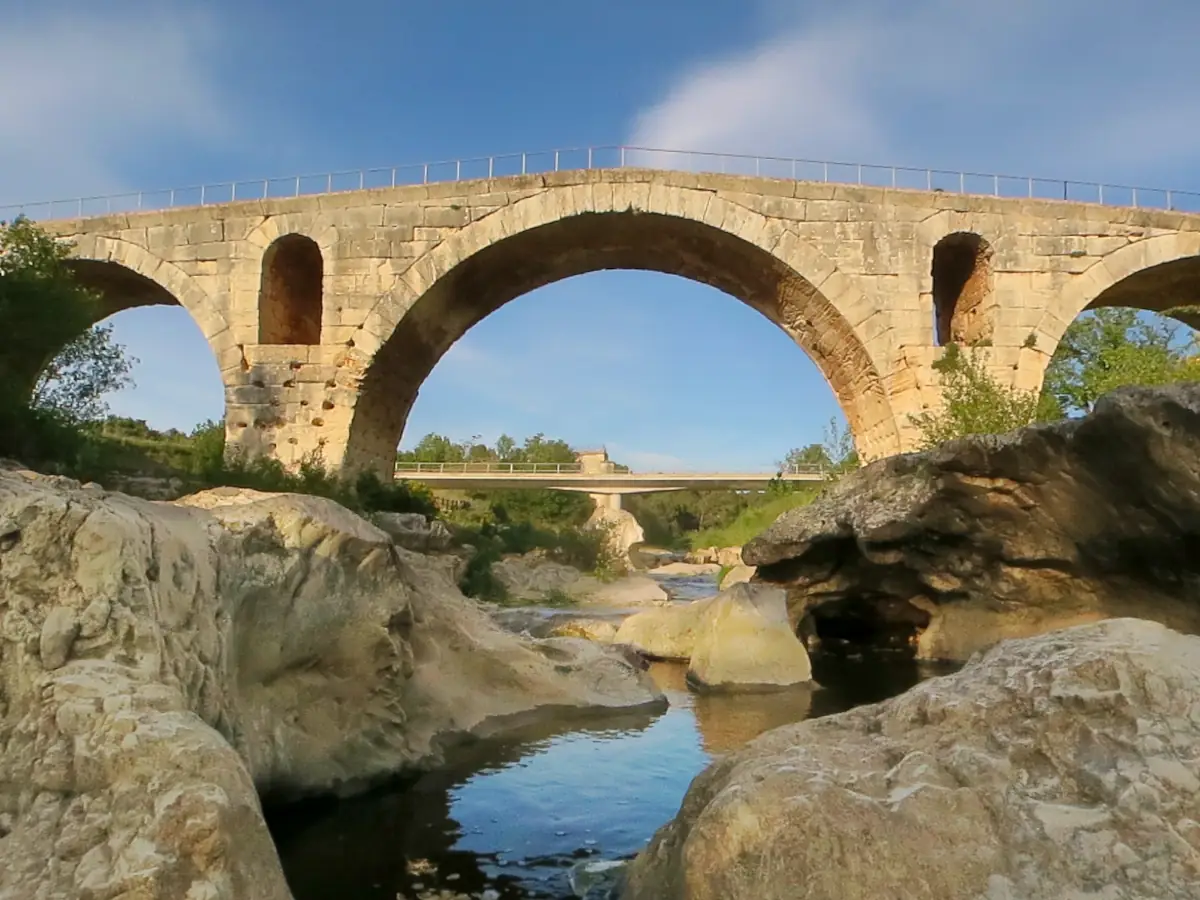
[393,461,829,494]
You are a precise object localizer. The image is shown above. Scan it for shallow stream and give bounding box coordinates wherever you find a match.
[267,574,956,899]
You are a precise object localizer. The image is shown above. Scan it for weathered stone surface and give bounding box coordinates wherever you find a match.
[613,584,813,687]
[587,505,644,564]
[0,468,662,900]
[686,546,743,568]
[573,575,670,608]
[687,584,811,692]
[47,170,1200,475]
[548,618,619,643]
[370,509,454,552]
[743,384,1200,661]
[491,553,583,599]
[718,563,755,590]
[491,553,669,607]
[614,598,715,660]
[623,619,1200,900]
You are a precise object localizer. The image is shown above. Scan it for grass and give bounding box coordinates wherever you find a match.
[689,487,820,550]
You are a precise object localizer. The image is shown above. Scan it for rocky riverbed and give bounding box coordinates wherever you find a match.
[0,468,662,899]
[5,383,1200,899]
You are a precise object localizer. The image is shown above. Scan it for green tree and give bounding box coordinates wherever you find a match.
[188,419,227,478]
[782,443,830,470]
[0,217,101,406]
[32,323,135,422]
[821,417,860,473]
[910,343,1040,448]
[399,432,467,463]
[513,432,577,464]
[780,417,859,478]
[0,217,138,462]
[494,433,518,461]
[1040,308,1200,417]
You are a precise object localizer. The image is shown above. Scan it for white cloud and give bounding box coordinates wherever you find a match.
[628,1,1200,186]
[629,13,887,161]
[0,5,230,209]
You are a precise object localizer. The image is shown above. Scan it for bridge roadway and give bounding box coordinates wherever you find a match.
[393,462,829,494]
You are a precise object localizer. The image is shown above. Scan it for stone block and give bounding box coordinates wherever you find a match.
[421,206,469,228]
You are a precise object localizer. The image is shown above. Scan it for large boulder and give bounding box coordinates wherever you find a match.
[0,468,662,900]
[491,553,668,607]
[614,597,715,659]
[687,546,743,567]
[718,564,755,590]
[743,384,1200,661]
[587,505,645,565]
[687,584,812,692]
[623,618,1200,900]
[614,584,813,693]
[369,510,453,552]
[574,574,669,607]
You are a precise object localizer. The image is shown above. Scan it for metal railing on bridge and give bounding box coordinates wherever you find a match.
[6,145,1200,222]
[392,461,830,477]
[395,461,587,475]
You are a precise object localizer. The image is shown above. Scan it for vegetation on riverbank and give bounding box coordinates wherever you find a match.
[912,317,1200,446]
[688,486,823,549]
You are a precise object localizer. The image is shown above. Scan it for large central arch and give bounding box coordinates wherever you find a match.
[342,189,901,474]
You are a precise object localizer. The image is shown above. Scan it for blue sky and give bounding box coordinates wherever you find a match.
[4,0,1200,471]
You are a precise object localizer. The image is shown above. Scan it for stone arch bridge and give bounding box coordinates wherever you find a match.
[23,152,1200,475]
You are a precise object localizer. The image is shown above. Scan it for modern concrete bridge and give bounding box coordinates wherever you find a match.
[15,145,1200,477]
[393,458,828,509]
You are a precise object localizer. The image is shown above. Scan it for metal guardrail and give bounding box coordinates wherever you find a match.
[395,462,586,474]
[5,145,1200,222]
[392,461,830,476]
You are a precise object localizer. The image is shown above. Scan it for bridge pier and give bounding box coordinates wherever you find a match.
[589,492,623,512]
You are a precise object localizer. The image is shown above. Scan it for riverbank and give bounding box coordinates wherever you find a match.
[268,649,956,900]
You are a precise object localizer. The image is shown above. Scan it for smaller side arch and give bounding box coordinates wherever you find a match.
[67,234,232,347]
[258,234,324,345]
[1033,232,1200,362]
[931,231,993,346]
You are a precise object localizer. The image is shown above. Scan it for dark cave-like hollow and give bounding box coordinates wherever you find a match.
[800,595,932,654]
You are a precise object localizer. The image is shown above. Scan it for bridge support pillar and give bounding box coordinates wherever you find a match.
[223,344,371,475]
[589,492,623,512]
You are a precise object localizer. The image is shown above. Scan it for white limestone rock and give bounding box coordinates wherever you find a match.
[624,618,1200,900]
[0,468,662,900]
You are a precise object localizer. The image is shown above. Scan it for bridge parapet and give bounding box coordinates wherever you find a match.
[9,145,1200,221]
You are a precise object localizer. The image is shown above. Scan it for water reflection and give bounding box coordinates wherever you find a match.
[645,662,814,755]
[269,651,956,900]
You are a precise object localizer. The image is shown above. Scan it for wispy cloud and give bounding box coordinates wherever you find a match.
[629,1,1200,185]
[0,5,231,207]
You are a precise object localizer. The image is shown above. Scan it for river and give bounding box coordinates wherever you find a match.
[266,573,957,900]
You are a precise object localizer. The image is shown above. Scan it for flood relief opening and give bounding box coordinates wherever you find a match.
[259,234,324,345]
[932,232,993,346]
